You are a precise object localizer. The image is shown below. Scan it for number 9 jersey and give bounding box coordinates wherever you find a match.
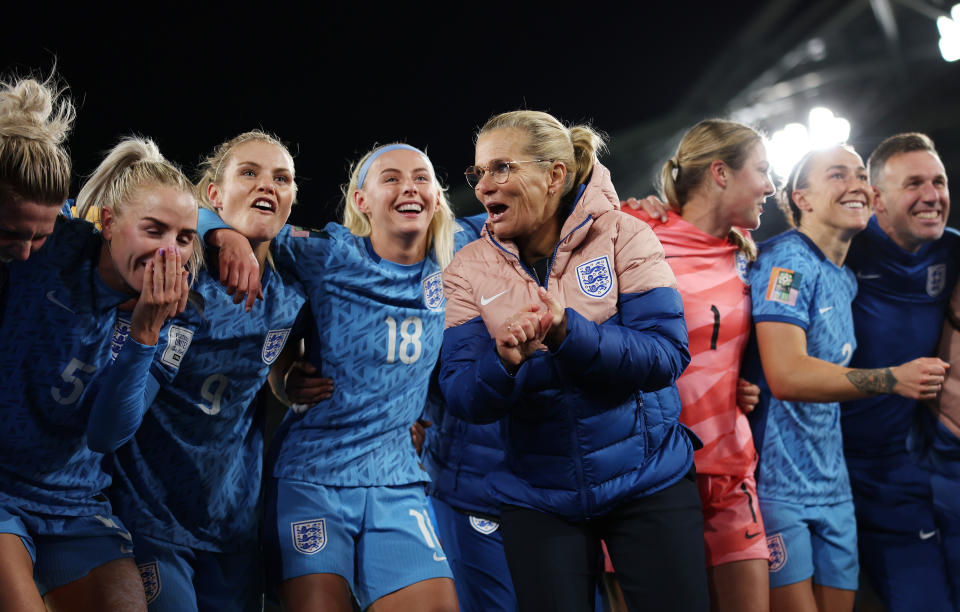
[269,223,444,487]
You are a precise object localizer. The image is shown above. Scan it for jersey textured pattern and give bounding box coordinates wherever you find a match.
[110,249,306,552]
[270,223,443,486]
[0,218,129,514]
[626,209,756,476]
[746,230,857,505]
[842,218,960,457]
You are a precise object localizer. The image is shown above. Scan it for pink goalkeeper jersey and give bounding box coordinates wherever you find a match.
[625,209,757,475]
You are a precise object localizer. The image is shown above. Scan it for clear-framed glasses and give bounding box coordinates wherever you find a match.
[464,159,551,188]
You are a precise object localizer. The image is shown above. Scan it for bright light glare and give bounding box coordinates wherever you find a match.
[768,108,852,178]
[938,4,960,62]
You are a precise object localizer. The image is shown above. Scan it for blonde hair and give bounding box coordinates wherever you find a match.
[76,137,203,281]
[341,143,456,268]
[196,130,296,212]
[662,119,762,260]
[477,110,608,202]
[0,74,74,209]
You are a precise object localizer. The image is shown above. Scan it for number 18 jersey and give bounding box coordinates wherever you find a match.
[269,223,444,487]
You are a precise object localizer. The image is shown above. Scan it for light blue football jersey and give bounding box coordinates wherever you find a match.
[108,248,306,552]
[0,218,142,514]
[746,230,858,505]
[269,223,446,486]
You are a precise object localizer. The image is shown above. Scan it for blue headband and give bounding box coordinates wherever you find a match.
[357,144,430,188]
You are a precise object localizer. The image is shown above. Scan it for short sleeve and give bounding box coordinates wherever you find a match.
[749,241,816,330]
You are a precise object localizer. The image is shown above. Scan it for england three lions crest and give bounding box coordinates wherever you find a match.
[927,263,947,297]
[766,532,787,572]
[291,518,327,554]
[423,272,444,311]
[138,561,161,604]
[262,329,291,364]
[576,256,612,298]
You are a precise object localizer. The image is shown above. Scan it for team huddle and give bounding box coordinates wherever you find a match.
[0,71,957,612]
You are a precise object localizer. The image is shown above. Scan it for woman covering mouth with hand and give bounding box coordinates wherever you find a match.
[0,136,198,612]
[86,131,309,612]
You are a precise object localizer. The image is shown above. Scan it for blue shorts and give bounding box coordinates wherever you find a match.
[132,533,261,612]
[264,478,453,610]
[760,498,858,590]
[431,496,517,612]
[0,501,134,595]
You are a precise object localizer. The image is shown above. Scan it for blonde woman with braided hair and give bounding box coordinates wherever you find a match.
[0,135,197,612]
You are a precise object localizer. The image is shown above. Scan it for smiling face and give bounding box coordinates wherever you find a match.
[355,149,441,248]
[208,141,295,244]
[874,150,950,253]
[473,128,564,242]
[795,146,872,235]
[0,198,61,263]
[100,184,198,293]
[719,141,775,230]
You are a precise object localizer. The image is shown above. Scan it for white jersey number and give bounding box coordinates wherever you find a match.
[197,374,229,415]
[839,342,854,367]
[385,316,423,364]
[51,358,98,405]
[409,508,446,561]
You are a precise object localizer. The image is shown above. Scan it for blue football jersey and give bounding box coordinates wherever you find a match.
[108,250,306,552]
[746,230,858,505]
[0,218,136,514]
[842,218,960,458]
[269,223,445,486]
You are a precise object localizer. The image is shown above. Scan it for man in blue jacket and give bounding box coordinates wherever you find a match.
[841,132,959,611]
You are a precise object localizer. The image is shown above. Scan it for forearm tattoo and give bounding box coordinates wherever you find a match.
[846,368,897,394]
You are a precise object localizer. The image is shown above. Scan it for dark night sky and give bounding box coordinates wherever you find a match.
[3,2,769,225]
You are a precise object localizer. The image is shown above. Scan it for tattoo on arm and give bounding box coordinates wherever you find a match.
[846,368,897,394]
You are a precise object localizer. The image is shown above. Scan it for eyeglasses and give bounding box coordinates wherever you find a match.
[464,159,550,188]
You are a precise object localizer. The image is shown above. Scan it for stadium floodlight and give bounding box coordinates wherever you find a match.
[768,108,852,179]
[938,4,960,62]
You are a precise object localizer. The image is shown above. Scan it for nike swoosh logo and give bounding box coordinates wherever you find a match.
[919,529,938,540]
[46,290,75,314]
[433,551,447,562]
[480,290,508,306]
[745,530,761,539]
[819,306,833,314]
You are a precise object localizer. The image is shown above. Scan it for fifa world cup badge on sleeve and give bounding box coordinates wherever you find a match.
[765,267,801,306]
[423,272,444,311]
[766,533,787,572]
[161,326,194,369]
[138,561,162,604]
[576,256,612,298]
[291,518,327,555]
[262,329,291,364]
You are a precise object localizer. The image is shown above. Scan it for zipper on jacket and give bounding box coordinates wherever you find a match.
[487,213,596,518]
[486,214,593,290]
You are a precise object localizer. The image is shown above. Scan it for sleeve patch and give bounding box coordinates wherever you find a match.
[765,267,801,305]
[161,325,194,369]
